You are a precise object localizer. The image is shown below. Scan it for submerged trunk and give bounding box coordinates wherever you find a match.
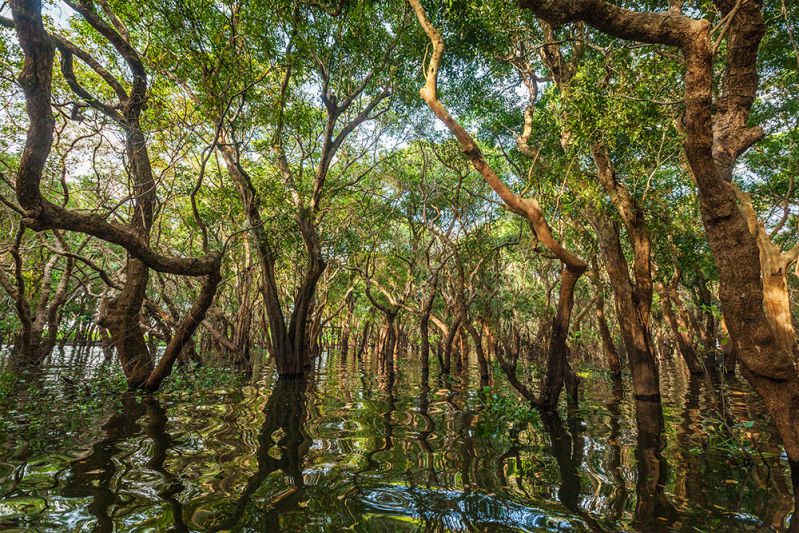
[288,212,326,373]
[382,313,397,379]
[143,270,221,390]
[221,140,328,377]
[541,266,581,411]
[420,313,431,378]
[442,316,461,375]
[590,213,660,401]
[107,258,153,388]
[658,281,704,374]
[420,269,441,379]
[464,320,489,384]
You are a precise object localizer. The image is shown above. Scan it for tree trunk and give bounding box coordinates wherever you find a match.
[718,318,737,375]
[658,281,704,374]
[107,258,153,388]
[763,267,797,356]
[382,313,397,379]
[590,266,622,378]
[143,271,221,390]
[420,313,431,379]
[589,213,660,400]
[541,266,581,411]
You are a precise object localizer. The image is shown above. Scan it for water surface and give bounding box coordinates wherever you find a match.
[0,348,795,531]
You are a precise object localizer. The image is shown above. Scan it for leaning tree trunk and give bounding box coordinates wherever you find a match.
[519,0,799,500]
[657,280,704,375]
[106,94,159,388]
[218,141,297,375]
[589,213,660,400]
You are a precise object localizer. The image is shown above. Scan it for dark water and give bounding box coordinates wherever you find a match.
[0,348,795,532]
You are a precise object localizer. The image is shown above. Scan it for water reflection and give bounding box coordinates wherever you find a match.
[188,377,311,531]
[631,398,677,531]
[61,393,146,531]
[0,351,796,531]
[605,381,627,521]
[540,411,605,532]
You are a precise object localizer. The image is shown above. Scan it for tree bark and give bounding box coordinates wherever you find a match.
[589,266,622,378]
[522,0,799,492]
[589,212,660,399]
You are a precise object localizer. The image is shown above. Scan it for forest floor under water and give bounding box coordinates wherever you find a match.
[0,348,795,532]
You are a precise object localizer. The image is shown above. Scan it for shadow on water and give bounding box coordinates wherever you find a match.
[0,349,796,531]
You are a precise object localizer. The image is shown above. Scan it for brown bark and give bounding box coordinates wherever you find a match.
[10,0,221,390]
[106,259,153,387]
[589,212,660,399]
[364,282,399,380]
[340,290,356,360]
[591,145,654,324]
[522,0,799,490]
[733,183,799,357]
[495,334,540,407]
[464,319,489,384]
[356,320,371,360]
[442,316,461,375]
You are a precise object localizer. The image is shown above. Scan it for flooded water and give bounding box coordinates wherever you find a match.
[0,347,795,531]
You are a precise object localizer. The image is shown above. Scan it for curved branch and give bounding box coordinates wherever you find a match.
[408,0,585,274]
[9,0,220,277]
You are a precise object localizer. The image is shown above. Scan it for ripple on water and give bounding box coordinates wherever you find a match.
[0,354,795,532]
[351,485,583,531]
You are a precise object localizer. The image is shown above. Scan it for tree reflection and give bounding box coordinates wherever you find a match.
[631,399,678,531]
[211,377,311,530]
[606,380,628,520]
[540,411,605,532]
[61,393,146,532]
[142,396,189,532]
